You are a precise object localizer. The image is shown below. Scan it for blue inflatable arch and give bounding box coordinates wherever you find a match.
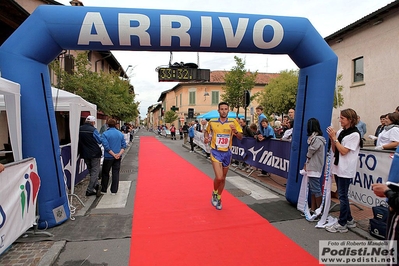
[0,6,337,228]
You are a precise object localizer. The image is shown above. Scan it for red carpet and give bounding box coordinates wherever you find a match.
[129,137,319,265]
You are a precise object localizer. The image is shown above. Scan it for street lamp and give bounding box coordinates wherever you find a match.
[124,65,133,79]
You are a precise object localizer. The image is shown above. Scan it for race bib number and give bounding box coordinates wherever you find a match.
[216,134,230,149]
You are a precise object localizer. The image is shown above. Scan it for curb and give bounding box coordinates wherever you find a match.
[38,241,66,266]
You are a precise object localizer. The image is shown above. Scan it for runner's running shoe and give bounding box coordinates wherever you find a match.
[216,199,222,210]
[211,191,218,207]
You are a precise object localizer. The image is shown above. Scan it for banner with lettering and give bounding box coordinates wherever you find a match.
[349,149,393,208]
[232,137,291,178]
[0,158,40,255]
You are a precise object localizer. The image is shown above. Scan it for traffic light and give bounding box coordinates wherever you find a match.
[171,105,179,112]
[244,90,250,108]
[188,108,194,118]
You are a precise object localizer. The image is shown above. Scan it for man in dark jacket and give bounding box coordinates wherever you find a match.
[79,115,102,196]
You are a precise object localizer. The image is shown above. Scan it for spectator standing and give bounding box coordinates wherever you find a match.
[179,126,183,140]
[282,115,290,133]
[204,102,243,210]
[355,115,367,140]
[375,112,399,150]
[274,120,283,138]
[325,108,362,233]
[99,122,108,135]
[255,105,267,131]
[188,121,195,152]
[78,115,102,197]
[288,108,295,120]
[282,119,294,141]
[195,120,201,132]
[239,118,254,138]
[303,118,326,216]
[369,114,386,145]
[182,122,189,144]
[100,118,127,195]
[255,118,275,177]
[238,118,254,169]
[170,124,177,140]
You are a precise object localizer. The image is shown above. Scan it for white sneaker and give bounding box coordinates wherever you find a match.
[347,219,356,228]
[211,192,218,207]
[326,222,348,233]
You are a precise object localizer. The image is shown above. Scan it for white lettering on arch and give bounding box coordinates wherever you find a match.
[78,12,113,45]
[118,13,151,46]
[253,19,283,49]
[160,15,191,47]
[200,16,212,47]
[219,17,249,48]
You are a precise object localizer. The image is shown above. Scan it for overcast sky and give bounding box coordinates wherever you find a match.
[56,0,393,117]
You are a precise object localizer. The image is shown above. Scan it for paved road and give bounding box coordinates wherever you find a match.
[53,129,366,265]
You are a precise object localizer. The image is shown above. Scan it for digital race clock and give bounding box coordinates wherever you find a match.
[158,67,210,82]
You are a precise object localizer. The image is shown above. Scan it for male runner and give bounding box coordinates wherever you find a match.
[204,102,243,210]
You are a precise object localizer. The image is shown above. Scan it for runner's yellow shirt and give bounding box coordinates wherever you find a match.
[206,118,242,151]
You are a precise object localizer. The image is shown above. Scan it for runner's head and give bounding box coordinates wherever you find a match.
[218,102,229,119]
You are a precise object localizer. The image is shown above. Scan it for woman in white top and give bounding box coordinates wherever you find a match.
[375,112,399,150]
[281,119,293,141]
[325,108,363,233]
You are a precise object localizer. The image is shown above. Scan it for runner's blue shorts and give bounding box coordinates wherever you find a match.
[210,149,232,168]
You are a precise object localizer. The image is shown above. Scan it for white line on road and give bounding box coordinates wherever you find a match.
[96,181,131,209]
[227,176,279,200]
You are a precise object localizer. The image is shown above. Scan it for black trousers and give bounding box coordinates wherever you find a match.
[190,137,194,151]
[101,158,121,193]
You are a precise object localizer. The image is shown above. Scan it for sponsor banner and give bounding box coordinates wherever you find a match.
[193,131,210,153]
[232,137,291,178]
[0,158,41,255]
[319,240,397,265]
[60,145,88,189]
[349,149,394,208]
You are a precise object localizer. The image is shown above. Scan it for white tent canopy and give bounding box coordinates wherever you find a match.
[0,77,22,162]
[51,87,97,196]
[0,83,97,195]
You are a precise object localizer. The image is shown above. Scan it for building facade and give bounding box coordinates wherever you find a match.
[326,1,399,133]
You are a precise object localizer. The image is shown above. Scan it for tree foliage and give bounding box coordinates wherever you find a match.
[334,74,344,109]
[258,70,298,115]
[164,110,179,124]
[50,51,139,121]
[221,56,257,115]
[258,70,345,115]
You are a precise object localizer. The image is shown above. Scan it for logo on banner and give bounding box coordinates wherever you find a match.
[20,164,40,218]
[247,146,264,160]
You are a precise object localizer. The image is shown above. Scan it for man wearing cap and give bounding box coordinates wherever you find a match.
[79,115,102,197]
